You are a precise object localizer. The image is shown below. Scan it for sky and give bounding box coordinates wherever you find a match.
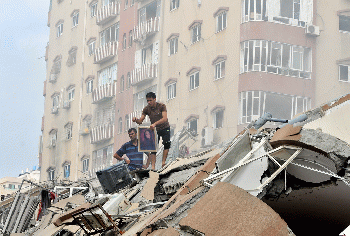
[0,0,49,178]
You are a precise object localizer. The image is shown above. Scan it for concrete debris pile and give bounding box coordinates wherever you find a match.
[1,94,350,236]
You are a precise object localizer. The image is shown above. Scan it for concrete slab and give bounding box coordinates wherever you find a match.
[141,171,159,201]
[179,182,289,236]
[304,100,350,144]
[51,194,85,209]
[149,227,180,236]
[216,131,251,172]
[53,202,91,226]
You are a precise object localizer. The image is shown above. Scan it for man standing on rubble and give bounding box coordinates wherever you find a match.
[132,92,171,169]
[113,128,144,171]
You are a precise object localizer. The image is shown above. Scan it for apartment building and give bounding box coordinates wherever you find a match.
[39,0,350,181]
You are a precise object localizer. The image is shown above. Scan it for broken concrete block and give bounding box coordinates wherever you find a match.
[149,227,180,236]
[141,171,159,201]
[179,182,289,236]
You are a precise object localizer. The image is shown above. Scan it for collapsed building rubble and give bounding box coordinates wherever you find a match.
[2,94,350,236]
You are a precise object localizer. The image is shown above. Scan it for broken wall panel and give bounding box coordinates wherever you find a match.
[221,140,271,196]
[178,182,290,236]
[215,131,251,172]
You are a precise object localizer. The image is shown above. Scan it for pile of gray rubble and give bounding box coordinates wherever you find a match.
[1,94,350,236]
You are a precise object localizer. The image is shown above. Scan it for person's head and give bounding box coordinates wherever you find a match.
[144,129,152,140]
[146,92,156,107]
[128,128,137,141]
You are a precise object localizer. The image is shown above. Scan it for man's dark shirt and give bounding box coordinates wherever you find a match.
[142,102,170,130]
[116,141,143,170]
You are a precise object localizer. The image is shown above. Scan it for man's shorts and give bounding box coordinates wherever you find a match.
[151,127,171,154]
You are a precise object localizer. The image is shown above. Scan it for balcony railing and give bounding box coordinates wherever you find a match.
[96,2,120,25]
[131,63,157,86]
[94,41,118,64]
[133,17,160,42]
[92,81,117,104]
[90,123,114,144]
[129,110,150,128]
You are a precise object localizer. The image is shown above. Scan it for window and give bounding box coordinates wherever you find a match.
[87,79,93,94]
[213,110,224,129]
[123,33,127,50]
[95,106,115,126]
[141,44,154,65]
[48,169,55,181]
[65,123,73,140]
[82,115,92,133]
[339,65,350,82]
[64,164,70,178]
[339,15,350,33]
[170,0,179,11]
[240,40,311,79]
[88,41,95,56]
[98,63,117,86]
[125,0,128,9]
[131,0,134,6]
[120,75,125,92]
[139,0,161,23]
[215,61,225,80]
[57,22,63,37]
[9,184,15,190]
[72,11,79,27]
[91,3,97,17]
[100,23,119,46]
[125,115,130,131]
[127,72,131,89]
[133,85,157,111]
[52,95,59,109]
[191,24,201,44]
[129,30,133,47]
[68,87,75,101]
[167,83,176,100]
[92,145,113,171]
[216,11,227,32]
[187,119,198,135]
[169,37,178,56]
[82,159,89,172]
[190,71,199,90]
[49,130,57,147]
[67,47,77,67]
[239,91,311,124]
[242,0,267,22]
[118,117,123,134]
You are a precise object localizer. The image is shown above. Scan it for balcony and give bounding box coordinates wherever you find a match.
[96,2,120,25]
[92,81,117,104]
[133,17,160,42]
[131,63,157,86]
[129,110,150,128]
[94,41,119,64]
[90,123,114,144]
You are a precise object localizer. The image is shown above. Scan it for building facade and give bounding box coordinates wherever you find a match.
[39,0,350,181]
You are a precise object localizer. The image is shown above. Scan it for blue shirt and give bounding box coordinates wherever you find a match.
[116,141,143,171]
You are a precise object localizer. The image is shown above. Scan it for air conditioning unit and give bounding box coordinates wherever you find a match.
[63,101,70,109]
[201,127,213,147]
[306,24,320,36]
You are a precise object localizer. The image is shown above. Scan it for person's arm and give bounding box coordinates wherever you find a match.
[114,147,131,164]
[150,111,167,130]
[132,114,146,125]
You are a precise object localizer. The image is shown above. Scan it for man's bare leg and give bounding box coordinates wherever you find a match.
[162,149,169,167]
[150,154,156,169]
